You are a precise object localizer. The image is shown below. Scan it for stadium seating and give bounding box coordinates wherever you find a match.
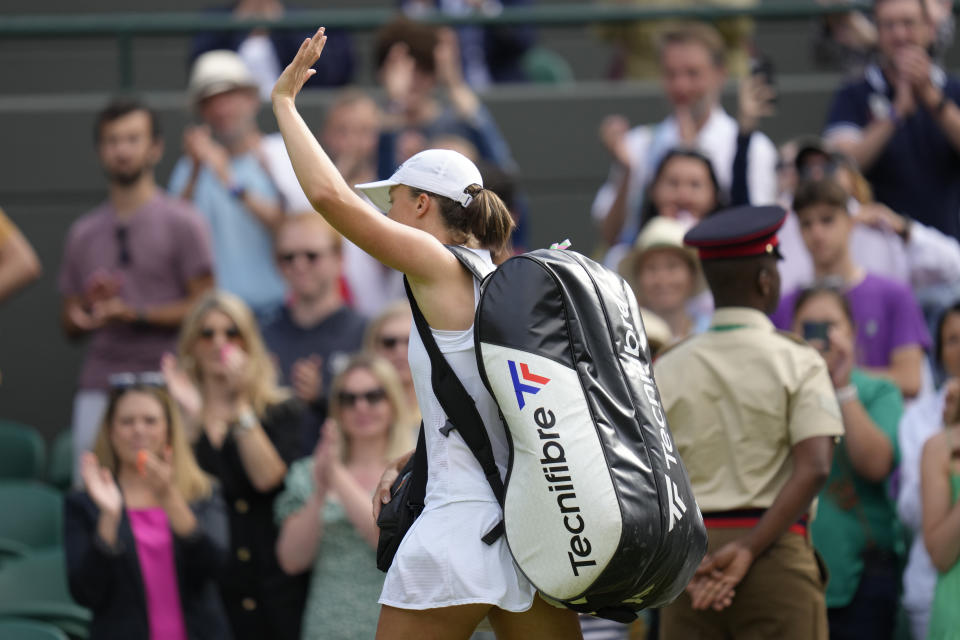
[0,421,46,481]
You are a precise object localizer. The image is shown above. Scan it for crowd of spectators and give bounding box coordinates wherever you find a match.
[2,0,960,638]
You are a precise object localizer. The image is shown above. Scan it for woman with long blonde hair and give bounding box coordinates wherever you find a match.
[272,29,582,639]
[364,301,418,416]
[162,290,308,640]
[275,354,412,639]
[64,377,230,640]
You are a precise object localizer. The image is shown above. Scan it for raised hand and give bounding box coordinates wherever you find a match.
[943,378,960,426]
[161,353,203,426]
[737,74,777,133]
[599,115,633,168]
[435,28,465,89]
[291,355,324,404]
[272,27,327,103]
[382,42,415,106]
[141,447,175,502]
[220,343,254,397]
[80,453,123,518]
[826,325,855,389]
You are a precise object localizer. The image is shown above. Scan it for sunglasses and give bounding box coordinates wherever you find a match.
[116,226,131,267]
[279,250,329,265]
[338,388,387,408]
[378,335,409,350]
[199,326,242,341]
[108,371,166,391]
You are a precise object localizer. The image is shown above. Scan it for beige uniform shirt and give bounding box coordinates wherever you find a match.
[653,307,843,513]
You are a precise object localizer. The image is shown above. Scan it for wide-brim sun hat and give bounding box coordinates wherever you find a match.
[618,216,707,304]
[188,50,259,105]
[355,149,483,214]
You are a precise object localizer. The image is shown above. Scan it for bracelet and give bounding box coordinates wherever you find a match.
[836,384,858,404]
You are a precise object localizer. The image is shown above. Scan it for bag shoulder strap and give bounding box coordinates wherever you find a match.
[445,245,495,281]
[403,274,505,545]
[409,422,428,504]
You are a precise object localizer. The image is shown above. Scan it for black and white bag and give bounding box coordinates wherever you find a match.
[400,246,707,621]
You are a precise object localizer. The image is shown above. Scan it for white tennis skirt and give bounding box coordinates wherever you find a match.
[379,499,537,611]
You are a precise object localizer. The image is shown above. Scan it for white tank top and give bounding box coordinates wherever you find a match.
[407,248,509,506]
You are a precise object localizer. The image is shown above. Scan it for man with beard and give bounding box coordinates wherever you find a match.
[59,98,214,485]
[170,49,313,319]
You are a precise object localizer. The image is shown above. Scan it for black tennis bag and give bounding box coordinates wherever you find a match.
[452,246,707,620]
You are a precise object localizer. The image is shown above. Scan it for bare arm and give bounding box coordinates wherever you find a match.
[864,345,924,399]
[837,393,895,482]
[829,118,898,172]
[922,432,960,572]
[330,464,380,548]
[600,169,633,247]
[232,410,288,493]
[271,30,460,285]
[159,488,198,538]
[690,436,834,610]
[138,274,214,329]
[276,492,325,575]
[0,225,41,304]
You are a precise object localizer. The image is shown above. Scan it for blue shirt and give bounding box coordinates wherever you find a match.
[169,154,287,315]
[824,64,960,240]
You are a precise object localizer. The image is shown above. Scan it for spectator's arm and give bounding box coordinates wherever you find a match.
[865,345,924,399]
[838,385,898,482]
[922,432,960,572]
[329,463,380,548]
[922,85,960,155]
[232,410,288,493]
[64,494,122,609]
[599,168,634,247]
[137,274,214,329]
[61,296,100,340]
[827,118,898,172]
[905,221,960,288]
[237,189,286,234]
[0,222,41,304]
[276,490,325,575]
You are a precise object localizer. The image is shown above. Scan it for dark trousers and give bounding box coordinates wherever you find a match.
[827,550,900,640]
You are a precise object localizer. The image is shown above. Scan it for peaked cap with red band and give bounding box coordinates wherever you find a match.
[683,205,787,261]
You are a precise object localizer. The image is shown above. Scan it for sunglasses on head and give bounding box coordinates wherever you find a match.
[199,326,242,341]
[378,335,409,350]
[108,371,166,391]
[338,388,387,408]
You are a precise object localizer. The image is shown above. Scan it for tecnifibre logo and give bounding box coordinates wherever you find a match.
[508,360,551,409]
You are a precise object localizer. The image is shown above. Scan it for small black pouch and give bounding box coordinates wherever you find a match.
[375,425,427,572]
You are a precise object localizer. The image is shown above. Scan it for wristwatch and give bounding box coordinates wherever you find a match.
[235,408,257,433]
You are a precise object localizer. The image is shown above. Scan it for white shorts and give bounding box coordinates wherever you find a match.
[379,499,537,611]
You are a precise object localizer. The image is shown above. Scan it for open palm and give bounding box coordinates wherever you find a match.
[272,27,327,102]
[80,453,123,517]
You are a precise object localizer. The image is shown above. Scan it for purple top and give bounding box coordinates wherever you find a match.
[128,508,189,640]
[771,272,931,367]
[58,192,213,389]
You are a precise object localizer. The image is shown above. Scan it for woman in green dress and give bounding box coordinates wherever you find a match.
[274,353,412,639]
[921,304,960,640]
[791,284,904,640]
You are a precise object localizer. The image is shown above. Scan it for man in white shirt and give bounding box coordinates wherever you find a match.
[593,22,778,249]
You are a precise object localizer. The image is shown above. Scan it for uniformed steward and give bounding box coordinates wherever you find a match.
[654,205,844,639]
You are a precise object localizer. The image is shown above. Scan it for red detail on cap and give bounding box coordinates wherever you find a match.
[697,234,780,260]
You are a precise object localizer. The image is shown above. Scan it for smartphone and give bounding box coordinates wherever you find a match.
[750,54,778,105]
[802,321,831,351]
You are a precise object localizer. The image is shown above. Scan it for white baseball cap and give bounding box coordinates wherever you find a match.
[355,149,484,213]
[188,50,258,105]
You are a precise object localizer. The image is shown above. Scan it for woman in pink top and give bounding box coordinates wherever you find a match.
[65,375,231,640]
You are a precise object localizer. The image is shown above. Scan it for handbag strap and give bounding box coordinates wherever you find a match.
[403,272,505,545]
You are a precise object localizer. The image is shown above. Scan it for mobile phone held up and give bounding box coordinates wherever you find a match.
[750,54,778,105]
[802,321,831,352]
